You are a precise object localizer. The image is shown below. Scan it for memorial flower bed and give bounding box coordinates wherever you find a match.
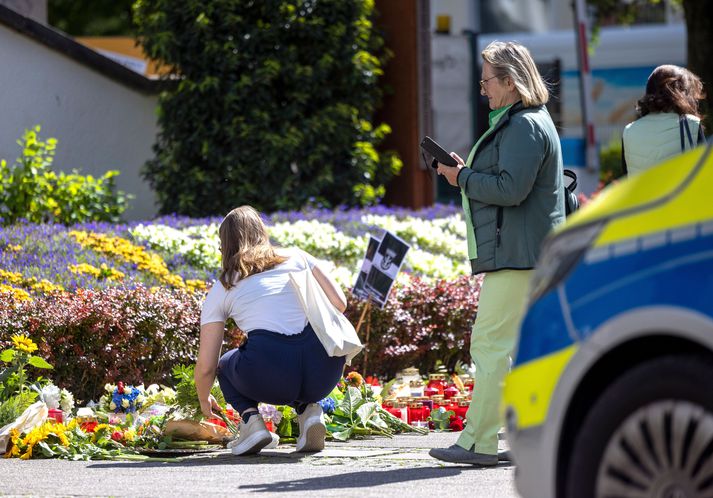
[1,205,479,386]
[1,205,480,454]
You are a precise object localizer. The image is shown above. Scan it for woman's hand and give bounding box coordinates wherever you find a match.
[437,152,465,187]
[199,394,222,418]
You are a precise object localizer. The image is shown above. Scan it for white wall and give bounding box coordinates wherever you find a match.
[0,0,46,23]
[0,25,159,220]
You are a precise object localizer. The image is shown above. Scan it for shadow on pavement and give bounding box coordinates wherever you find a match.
[88,452,305,468]
[237,467,467,493]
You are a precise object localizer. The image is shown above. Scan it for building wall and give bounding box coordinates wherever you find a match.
[0,0,46,23]
[0,24,159,220]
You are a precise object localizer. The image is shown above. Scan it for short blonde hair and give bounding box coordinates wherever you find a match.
[218,205,287,289]
[482,41,549,107]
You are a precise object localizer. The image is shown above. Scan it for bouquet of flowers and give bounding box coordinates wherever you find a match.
[101,382,146,414]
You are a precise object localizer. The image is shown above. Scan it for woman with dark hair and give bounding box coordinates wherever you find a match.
[623,65,706,175]
[195,205,347,456]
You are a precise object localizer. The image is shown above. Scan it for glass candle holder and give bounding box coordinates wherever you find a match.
[456,401,469,419]
[444,385,460,399]
[408,401,425,424]
[427,374,446,396]
[47,408,63,423]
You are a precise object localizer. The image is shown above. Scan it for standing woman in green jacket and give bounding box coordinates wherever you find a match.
[429,41,565,466]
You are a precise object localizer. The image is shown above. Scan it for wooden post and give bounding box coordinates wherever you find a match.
[375,0,434,209]
[355,299,373,375]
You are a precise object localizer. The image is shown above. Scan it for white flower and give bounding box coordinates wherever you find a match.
[105,383,115,393]
[121,399,130,409]
[110,401,117,410]
[59,388,75,413]
[41,384,61,410]
[136,395,146,405]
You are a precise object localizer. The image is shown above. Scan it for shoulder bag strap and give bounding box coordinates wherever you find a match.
[697,122,707,145]
[681,115,695,150]
[679,115,687,152]
[621,138,628,175]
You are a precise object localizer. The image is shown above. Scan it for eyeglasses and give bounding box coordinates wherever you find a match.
[479,75,498,88]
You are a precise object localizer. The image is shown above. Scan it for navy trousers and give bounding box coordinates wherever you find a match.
[217,323,345,415]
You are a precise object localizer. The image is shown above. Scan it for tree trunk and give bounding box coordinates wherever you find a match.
[682,0,713,132]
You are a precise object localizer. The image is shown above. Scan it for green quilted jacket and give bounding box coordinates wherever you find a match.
[457,102,566,275]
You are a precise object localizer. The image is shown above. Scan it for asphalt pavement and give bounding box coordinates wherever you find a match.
[0,431,518,497]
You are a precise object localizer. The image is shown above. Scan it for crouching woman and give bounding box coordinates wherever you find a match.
[195,205,347,455]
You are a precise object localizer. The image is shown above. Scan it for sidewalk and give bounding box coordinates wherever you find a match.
[0,431,518,497]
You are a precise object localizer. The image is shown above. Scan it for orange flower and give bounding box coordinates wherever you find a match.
[346,371,364,387]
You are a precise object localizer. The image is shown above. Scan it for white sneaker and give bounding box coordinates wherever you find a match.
[228,415,272,456]
[264,431,280,449]
[295,403,326,453]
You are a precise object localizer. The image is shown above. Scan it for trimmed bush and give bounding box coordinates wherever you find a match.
[133,0,402,216]
[0,275,478,400]
[346,275,480,378]
[0,286,200,402]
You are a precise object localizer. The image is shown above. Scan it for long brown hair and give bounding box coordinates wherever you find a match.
[218,206,288,289]
[637,65,705,119]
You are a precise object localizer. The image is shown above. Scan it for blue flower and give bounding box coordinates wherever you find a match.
[318,397,337,414]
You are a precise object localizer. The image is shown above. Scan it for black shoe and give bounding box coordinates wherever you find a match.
[429,444,498,466]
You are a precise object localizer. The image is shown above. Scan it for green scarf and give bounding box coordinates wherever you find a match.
[461,104,513,259]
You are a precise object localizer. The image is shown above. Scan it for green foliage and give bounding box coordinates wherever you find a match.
[0,126,131,226]
[0,391,38,427]
[49,0,135,36]
[171,364,226,420]
[599,138,626,185]
[0,335,52,405]
[132,0,402,216]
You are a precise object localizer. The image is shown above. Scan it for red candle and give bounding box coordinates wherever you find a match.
[444,385,460,399]
[47,408,63,423]
[456,401,469,419]
[408,402,425,424]
[423,385,439,398]
[427,374,446,396]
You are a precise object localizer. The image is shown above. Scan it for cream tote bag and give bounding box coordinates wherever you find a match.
[289,255,363,364]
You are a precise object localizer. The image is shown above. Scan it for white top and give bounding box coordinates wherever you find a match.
[200,248,318,335]
[623,113,702,176]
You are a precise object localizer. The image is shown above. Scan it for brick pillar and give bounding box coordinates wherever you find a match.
[375,0,434,209]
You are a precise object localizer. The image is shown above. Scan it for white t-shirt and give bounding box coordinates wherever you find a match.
[200,248,318,335]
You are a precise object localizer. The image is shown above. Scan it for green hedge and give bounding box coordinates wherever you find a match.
[0,276,479,402]
[133,0,402,216]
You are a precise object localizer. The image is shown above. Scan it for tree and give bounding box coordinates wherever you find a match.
[48,0,135,36]
[681,0,712,130]
[132,0,402,216]
[587,0,712,130]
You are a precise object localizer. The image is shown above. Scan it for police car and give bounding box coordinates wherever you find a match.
[503,143,713,498]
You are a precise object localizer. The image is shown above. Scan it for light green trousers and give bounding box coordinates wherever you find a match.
[456,269,534,455]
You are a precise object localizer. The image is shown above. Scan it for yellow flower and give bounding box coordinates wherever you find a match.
[123,428,137,441]
[11,334,38,354]
[0,284,32,302]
